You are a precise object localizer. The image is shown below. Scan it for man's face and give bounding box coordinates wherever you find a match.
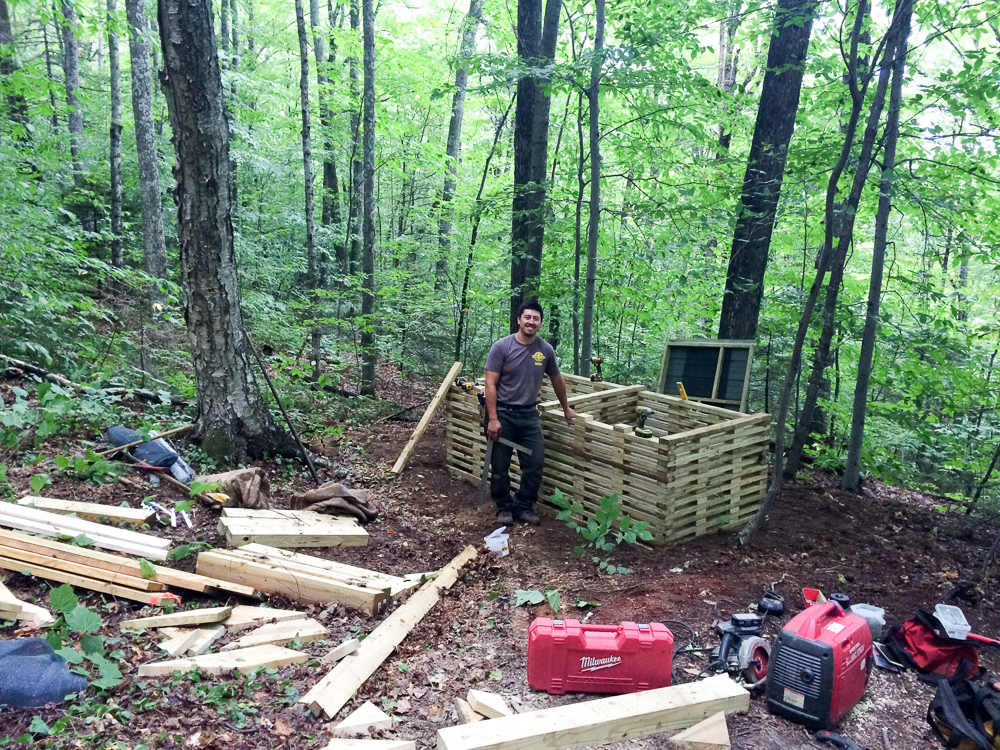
[518,309,542,336]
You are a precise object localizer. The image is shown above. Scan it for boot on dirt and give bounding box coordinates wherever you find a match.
[496,510,514,525]
[517,509,541,526]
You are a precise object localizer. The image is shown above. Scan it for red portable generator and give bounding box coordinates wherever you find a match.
[527,618,674,695]
[766,595,873,729]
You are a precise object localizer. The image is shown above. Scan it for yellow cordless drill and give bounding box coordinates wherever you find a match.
[590,357,604,382]
[635,406,654,438]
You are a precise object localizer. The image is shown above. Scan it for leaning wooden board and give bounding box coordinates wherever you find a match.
[435,674,749,750]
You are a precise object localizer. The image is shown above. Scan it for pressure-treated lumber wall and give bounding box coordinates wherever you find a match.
[446,374,769,545]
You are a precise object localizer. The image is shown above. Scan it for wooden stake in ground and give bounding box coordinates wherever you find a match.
[390,361,463,475]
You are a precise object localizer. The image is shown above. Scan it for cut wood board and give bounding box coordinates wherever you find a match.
[0,530,258,598]
[219,509,368,549]
[322,741,416,750]
[455,698,484,724]
[197,550,390,614]
[0,554,156,603]
[222,617,327,650]
[16,599,55,628]
[391,361,463,475]
[0,542,165,591]
[333,701,394,737]
[321,638,361,665]
[667,711,730,749]
[302,545,478,718]
[0,577,23,618]
[159,628,203,658]
[137,644,308,677]
[435,674,749,750]
[234,544,411,594]
[467,690,511,719]
[0,503,169,560]
[223,605,308,632]
[187,623,226,656]
[17,496,155,526]
[121,606,233,630]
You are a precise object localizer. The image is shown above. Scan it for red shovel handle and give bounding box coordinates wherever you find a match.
[966,633,1000,647]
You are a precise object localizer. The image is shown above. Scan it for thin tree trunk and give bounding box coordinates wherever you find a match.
[580,0,604,379]
[60,0,84,172]
[247,0,254,56]
[347,0,362,280]
[294,0,321,382]
[359,0,376,396]
[219,0,229,65]
[435,0,482,290]
[717,0,817,341]
[125,0,168,303]
[842,0,914,491]
[715,0,741,154]
[319,0,342,248]
[573,89,584,375]
[42,13,60,131]
[108,0,124,269]
[231,0,239,75]
[0,0,29,130]
[158,0,292,462]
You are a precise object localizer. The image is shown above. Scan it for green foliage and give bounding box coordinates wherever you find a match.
[45,584,124,692]
[550,489,652,574]
[513,587,561,610]
[168,542,212,562]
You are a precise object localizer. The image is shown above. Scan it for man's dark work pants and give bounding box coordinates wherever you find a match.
[490,407,545,515]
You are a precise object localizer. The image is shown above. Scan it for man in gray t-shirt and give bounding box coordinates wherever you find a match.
[484,300,576,526]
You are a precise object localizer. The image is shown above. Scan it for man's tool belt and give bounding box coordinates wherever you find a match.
[496,401,538,411]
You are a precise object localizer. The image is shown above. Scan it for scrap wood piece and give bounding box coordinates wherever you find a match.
[455,698,484,725]
[435,674,748,750]
[0,529,259,598]
[223,605,308,632]
[196,550,390,614]
[333,701,394,737]
[321,637,360,665]
[186,623,226,656]
[16,599,55,628]
[390,361,464,475]
[159,628,203,658]
[194,467,272,510]
[467,689,511,719]
[218,510,369,549]
[0,577,23,618]
[221,617,328,651]
[137,644,308,678]
[301,544,478,719]
[0,543,165,592]
[121,605,233,631]
[0,554,158,604]
[17,496,155,526]
[323,741,415,750]
[667,711,731,750]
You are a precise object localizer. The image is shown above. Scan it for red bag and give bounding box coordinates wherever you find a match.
[886,610,980,681]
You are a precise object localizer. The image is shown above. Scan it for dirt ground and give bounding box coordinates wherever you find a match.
[2,380,1000,750]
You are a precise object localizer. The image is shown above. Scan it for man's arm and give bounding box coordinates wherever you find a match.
[485,370,502,440]
[550,373,577,425]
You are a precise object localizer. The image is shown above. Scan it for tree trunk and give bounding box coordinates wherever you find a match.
[573,89,584,375]
[346,0,362,280]
[717,0,817,341]
[294,0,321,381]
[60,0,84,173]
[319,0,342,247]
[715,0,741,154]
[126,0,168,301]
[842,0,913,491]
[108,0,124,269]
[219,0,229,63]
[158,0,292,462]
[359,0,376,395]
[580,0,604,379]
[435,0,482,290]
[42,12,60,131]
[0,0,29,131]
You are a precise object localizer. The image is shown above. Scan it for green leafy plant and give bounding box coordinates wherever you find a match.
[168,541,212,561]
[514,587,561,610]
[45,584,123,690]
[550,489,652,574]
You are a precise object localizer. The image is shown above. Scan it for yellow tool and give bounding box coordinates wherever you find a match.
[634,407,654,438]
[455,376,476,392]
[676,382,689,401]
[590,357,604,382]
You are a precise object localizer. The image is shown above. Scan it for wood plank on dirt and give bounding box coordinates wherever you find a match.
[2,501,170,547]
[159,628,203,658]
[0,543,165,591]
[233,544,407,592]
[187,623,226,656]
[302,545,478,719]
[0,554,156,603]
[333,701,394,737]
[223,605,308,632]
[321,638,361,665]
[221,617,327,650]
[219,514,369,548]
[467,690,511,719]
[17,496,155,526]
[455,698,484,724]
[121,606,233,630]
[137,644,307,677]
[0,576,23,618]
[322,741,416,750]
[667,711,730,749]
[390,361,464,475]
[436,674,748,750]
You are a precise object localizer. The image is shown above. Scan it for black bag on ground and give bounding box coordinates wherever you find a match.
[105,425,178,469]
[927,678,1000,749]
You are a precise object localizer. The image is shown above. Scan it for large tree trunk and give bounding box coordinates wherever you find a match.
[126,0,168,298]
[717,0,817,341]
[509,0,559,330]
[0,0,29,131]
[359,0,376,396]
[580,0,604,379]
[842,0,913,491]
[108,0,124,269]
[60,0,84,172]
[294,0,321,381]
[435,0,482,290]
[158,0,292,462]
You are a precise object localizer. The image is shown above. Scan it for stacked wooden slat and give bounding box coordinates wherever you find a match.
[0,502,171,560]
[196,544,419,614]
[17,496,155,527]
[445,375,770,546]
[218,508,369,548]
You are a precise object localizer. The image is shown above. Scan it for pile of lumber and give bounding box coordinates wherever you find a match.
[0,529,259,601]
[0,500,171,560]
[17,496,154,526]
[195,543,426,614]
[217,508,369,548]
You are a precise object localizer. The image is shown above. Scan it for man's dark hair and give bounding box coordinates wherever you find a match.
[517,299,543,320]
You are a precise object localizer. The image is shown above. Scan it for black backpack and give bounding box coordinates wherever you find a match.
[927,678,1000,749]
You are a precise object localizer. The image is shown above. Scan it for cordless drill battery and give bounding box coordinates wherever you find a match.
[527,618,674,695]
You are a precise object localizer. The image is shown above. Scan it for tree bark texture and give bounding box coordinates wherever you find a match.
[158,0,291,461]
[60,0,84,172]
[435,0,482,289]
[316,0,339,237]
[346,0,362,278]
[294,0,321,381]
[718,0,817,341]
[126,0,168,290]
[580,0,604,379]
[842,0,913,491]
[359,0,376,396]
[108,0,124,269]
[715,0,741,153]
[0,0,29,130]
[42,12,61,131]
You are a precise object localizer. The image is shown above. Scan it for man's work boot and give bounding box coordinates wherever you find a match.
[496,510,514,526]
[516,509,541,526]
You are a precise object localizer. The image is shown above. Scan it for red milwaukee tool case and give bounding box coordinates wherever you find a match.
[527,618,674,695]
